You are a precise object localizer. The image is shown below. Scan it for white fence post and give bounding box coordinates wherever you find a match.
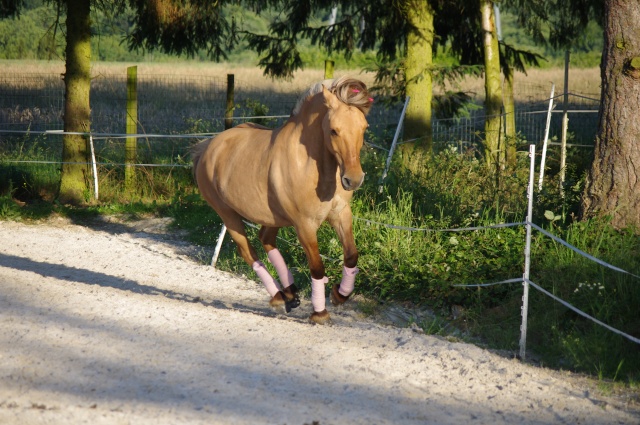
[520,144,536,360]
[560,51,570,196]
[211,224,227,267]
[538,84,555,190]
[89,134,99,200]
[378,96,410,193]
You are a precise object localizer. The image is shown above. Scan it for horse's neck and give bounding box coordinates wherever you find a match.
[290,99,338,177]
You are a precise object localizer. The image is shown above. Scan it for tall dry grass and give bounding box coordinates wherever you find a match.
[449,68,601,101]
[1,59,601,98]
[0,60,377,95]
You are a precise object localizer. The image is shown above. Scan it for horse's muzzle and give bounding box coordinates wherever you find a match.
[341,172,365,191]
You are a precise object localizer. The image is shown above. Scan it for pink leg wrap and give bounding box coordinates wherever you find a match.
[252,261,281,298]
[339,266,359,297]
[267,248,294,289]
[311,276,329,312]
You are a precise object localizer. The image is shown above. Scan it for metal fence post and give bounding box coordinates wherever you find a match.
[378,96,410,193]
[89,134,99,200]
[538,83,554,190]
[560,51,570,195]
[520,144,536,360]
[211,224,227,267]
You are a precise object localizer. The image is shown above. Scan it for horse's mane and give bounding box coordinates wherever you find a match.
[192,76,372,176]
[292,76,373,117]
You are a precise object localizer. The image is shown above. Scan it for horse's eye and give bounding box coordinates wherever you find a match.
[331,129,338,137]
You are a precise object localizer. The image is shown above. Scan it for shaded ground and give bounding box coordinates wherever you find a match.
[0,218,638,425]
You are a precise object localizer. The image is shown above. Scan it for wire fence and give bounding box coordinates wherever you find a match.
[212,146,639,358]
[231,145,640,358]
[1,72,637,360]
[0,72,600,168]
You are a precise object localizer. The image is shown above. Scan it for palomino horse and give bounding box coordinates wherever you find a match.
[192,76,372,324]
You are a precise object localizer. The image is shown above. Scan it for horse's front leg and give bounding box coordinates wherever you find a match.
[295,224,332,325]
[328,205,359,306]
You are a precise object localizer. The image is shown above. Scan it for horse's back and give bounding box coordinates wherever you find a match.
[193,123,286,224]
[235,122,272,130]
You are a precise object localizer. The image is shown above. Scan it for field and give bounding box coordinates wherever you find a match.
[2,60,640,389]
[0,59,602,103]
[0,60,602,168]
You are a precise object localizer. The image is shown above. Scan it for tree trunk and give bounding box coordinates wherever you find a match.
[402,0,434,151]
[480,0,504,169]
[59,0,91,204]
[503,66,516,167]
[582,0,640,230]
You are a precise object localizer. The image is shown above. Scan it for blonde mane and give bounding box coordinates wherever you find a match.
[291,76,373,116]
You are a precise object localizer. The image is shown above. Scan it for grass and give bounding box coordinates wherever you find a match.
[2,141,640,386]
[1,61,639,388]
[1,59,602,102]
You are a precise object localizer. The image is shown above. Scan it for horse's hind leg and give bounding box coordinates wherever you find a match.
[259,226,299,309]
[217,212,287,313]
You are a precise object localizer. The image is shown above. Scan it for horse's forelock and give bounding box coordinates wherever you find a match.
[292,76,372,116]
[330,77,373,116]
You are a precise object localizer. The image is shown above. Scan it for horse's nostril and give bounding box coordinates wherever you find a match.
[342,177,352,189]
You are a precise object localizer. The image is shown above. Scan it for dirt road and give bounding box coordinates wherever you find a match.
[0,218,637,424]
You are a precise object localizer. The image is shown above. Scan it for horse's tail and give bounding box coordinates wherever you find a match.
[190,139,212,180]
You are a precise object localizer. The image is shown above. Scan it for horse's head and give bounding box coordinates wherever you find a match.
[321,86,369,191]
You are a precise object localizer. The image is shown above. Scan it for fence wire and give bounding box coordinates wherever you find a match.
[4,71,634,349]
[1,72,600,155]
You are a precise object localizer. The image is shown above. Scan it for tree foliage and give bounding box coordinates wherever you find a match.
[243,1,409,79]
[504,0,603,50]
[1,0,24,18]
[126,0,237,60]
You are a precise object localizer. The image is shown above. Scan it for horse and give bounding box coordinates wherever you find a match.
[192,76,372,324]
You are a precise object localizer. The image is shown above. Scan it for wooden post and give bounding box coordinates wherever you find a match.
[125,65,138,191]
[559,51,570,195]
[225,74,235,130]
[324,60,335,79]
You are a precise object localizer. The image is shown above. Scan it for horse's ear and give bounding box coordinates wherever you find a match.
[322,85,341,110]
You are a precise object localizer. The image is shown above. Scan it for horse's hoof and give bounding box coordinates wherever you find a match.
[330,284,350,306]
[269,291,287,315]
[283,284,301,312]
[309,309,332,325]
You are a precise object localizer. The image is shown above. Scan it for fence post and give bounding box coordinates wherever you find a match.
[89,134,99,200]
[211,224,227,267]
[225,74,235,130]
[212,73,235,266]
[559,51,570,195]
[378,96,410,193]
[125,66,138,191]
[538,83,554,190]
[324,60,335,79]
[520,144,536,360]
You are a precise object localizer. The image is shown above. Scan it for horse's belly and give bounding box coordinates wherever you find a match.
[214,165,293,228]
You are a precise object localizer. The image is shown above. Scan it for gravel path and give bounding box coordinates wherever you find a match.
[0,218,638,425]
